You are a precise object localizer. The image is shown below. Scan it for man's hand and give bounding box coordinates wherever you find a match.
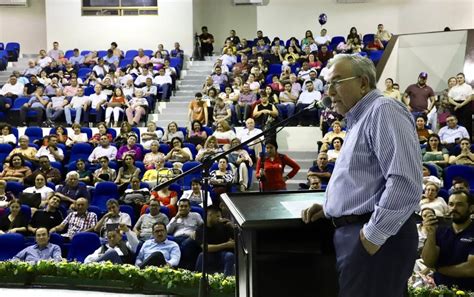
[359,229,381,256]
[422,212,438,235]
[301,203,324,224]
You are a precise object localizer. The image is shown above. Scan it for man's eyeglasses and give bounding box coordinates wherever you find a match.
[327,76,360,90]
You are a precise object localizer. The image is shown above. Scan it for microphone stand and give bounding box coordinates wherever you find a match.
[151,101,326,297]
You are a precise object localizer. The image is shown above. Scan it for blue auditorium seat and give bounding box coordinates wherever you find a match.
[67,232,101,262]
[0,233,25,260]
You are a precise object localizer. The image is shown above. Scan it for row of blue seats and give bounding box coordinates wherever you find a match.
[0,42,20,65]
[423,164,474,192]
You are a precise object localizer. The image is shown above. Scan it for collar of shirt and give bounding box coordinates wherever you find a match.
[345,89,381,130]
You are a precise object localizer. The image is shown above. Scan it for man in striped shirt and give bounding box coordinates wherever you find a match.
[302,54,422,297]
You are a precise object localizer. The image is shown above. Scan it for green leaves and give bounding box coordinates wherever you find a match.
[0,261,236,296]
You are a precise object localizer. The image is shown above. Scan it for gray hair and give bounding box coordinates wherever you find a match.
[66,171,79,180]
[327,54,377,90]
[19,135,29,141]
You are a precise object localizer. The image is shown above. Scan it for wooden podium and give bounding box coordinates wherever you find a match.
[221,191,338,297]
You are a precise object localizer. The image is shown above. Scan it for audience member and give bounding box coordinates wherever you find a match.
[415,115,433,144]
[20,86,49,126]
[166,198,203,269]
[93,156,116,184]
[36,134,64,162]
[85,225,138,264]
[135,222,181,268]
[134,199,169,241]
[375,24,392,42]
[228,138,253,192]
[448,138,474,165]
[0,75,24,100]
[117,134,143,162]
[438,115,470,151]
[383,78,401,101]
[256,140,300,191]
[25,156,61,186]
[12,227,62,263]
[448,73,473,137]
[421,190,474,291]
[308,152,333,185]
[55,171,90,209]
[28,195,63,233]
[0,199,28,235]
[403,72,436,116]
[199,26,214,57]
[50,198,97,240]
[327,137,343,162]
[195,206,235,276]
[23,173,54,208]
[0,153,32,183]
[188,92,208,126]
[181,179,212,208]
[420,182,449,217]
[94,199,132,237]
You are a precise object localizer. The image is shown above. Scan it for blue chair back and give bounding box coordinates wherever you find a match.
[183,142,197,159]
[191,206,204,219]
[443,165,474,190]
[97,50,108,58]
[119,205,136,226]
[119,58,133,68]
[91,181,119,211]
[80,50,91,56]
[80,127,93,139]
[88,205,104,220]
[6,181,24,196]
[368,50,384,64]
[0,233,25,260]
[363,34,375,44]
[125,50,138,59]
[70,143,93,163]
[180,161,202,190]
[159,143,171,155]
[0,143,13,163]
[67,232,101,262]
[25,126,43,144]
[64,50,74,59]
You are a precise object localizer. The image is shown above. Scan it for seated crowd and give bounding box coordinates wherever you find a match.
[0,41,185,127]
[0,24,473,290]
[193,24,391,128]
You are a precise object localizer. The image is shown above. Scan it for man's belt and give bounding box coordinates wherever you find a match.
[331,213,373,228]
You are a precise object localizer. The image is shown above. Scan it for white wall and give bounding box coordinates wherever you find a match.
[45,0,194,54]
[0,0,46,54]
[194,0,257,49]
[255,0,474,41]
[397,31,467,92]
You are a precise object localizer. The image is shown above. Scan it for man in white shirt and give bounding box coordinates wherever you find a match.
[117,68,134,87]
[85,84,107,123]
[314,28,331,46]
[296,81,321,126]
[45,88,68,126]
[88,135,117,163]
[37,49,52,69]
[236,118,263,157]
[36,134,64,162]
[141,78,158,109]
[153,68,172,101]
[0,75,24,99]
[65,87,89,125]
[438,115,470,151]
[134,68,153,88]
[47,41,63,61]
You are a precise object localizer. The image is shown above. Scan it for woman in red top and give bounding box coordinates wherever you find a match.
[256,140,300,191]
[105,87,128,127]
[142,177,178,217]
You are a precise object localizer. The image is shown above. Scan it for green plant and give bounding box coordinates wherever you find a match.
[0,260,235,296]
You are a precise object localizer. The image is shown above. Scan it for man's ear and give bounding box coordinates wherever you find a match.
[469,205,474,215]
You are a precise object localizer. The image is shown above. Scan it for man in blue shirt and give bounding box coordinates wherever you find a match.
[302,54,422,297]
[135,222,181,268]
[421,190,474,291]
[12,227,62,263]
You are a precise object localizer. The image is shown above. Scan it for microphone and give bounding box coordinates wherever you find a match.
[304,96,333,110]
